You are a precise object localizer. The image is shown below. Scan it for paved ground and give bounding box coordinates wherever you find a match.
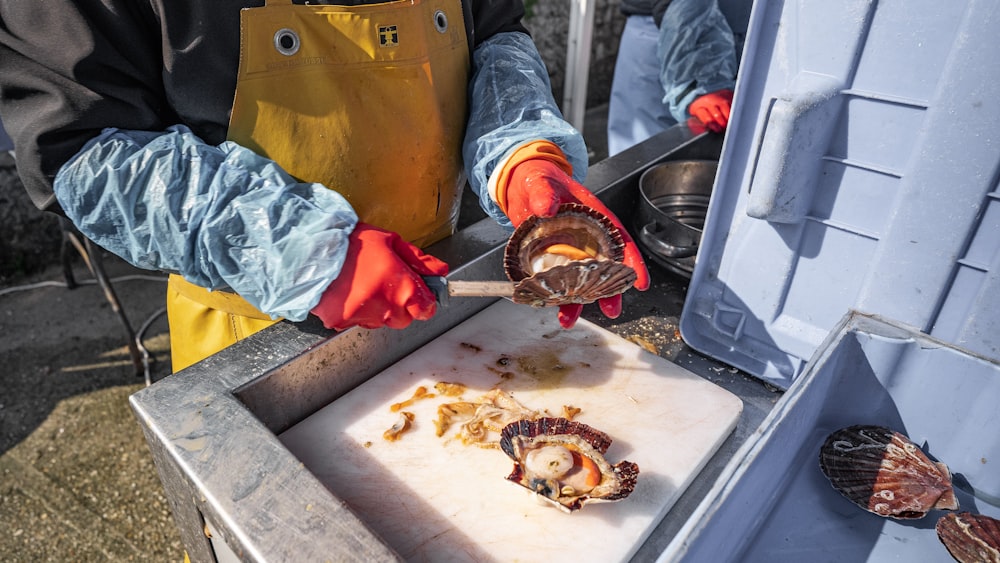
[0,255,183,561]
[0,107,610,561]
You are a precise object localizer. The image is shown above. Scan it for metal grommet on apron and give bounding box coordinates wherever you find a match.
[166,0,470,373]
[433,10,448,33]
[273,27,300,55]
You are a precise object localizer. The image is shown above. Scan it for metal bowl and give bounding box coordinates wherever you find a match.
[635,160,718,278]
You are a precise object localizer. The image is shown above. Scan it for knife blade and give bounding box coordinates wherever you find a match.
[422,276,516,306]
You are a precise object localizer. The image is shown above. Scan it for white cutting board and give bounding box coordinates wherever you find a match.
[280,300,742,562]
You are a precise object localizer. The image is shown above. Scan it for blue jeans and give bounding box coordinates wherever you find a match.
[0,119,12,152]
[607,16,677,156]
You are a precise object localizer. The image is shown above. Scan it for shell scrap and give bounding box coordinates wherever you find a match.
[936,512,1000,563]
[499,417,639,512]
[818,425,959,519]
[504,203,637,307]
[434,388,544,446]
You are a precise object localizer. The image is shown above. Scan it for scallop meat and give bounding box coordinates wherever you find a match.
[504,203,637,307]
[818,424,959,519]
[499,417,639,512]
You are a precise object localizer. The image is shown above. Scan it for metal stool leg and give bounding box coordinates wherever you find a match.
[59,217,79,289]
[60,220,145,377]
[82,237,145,376]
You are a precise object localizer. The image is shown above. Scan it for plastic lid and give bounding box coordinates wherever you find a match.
[680,0,1000,389]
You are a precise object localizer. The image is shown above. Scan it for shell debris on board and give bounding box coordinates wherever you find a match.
[818,425,959,519]
[936,512,1000,563]
[504,203,637,307]
[499,417,639,512]
[434,388,545,446]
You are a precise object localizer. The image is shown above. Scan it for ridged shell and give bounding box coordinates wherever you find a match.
[936,512,1000,563]
[499,417,639,512]
[504,203,637,307]
[818,425,958,519]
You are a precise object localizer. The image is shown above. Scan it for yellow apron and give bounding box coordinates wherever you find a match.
[168,0,469,372]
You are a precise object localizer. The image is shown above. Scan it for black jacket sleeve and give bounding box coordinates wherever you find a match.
[653,0,675,26]
[466,0,528,48]
[0,2,184,210]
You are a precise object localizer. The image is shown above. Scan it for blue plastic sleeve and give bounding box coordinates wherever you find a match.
[53,125,358,321]
[657,0,738,123]
[463,31,589,230]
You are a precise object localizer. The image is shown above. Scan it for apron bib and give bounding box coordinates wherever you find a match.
[168,0,469,372]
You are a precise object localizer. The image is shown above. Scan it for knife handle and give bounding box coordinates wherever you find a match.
[421,276,516,305]
[445,280,517,297]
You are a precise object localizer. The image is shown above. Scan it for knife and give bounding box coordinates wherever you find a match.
[422,275,516,306]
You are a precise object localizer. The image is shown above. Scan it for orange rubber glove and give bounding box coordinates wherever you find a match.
[688,89,734,133]
[686,116,708,135]
[311,222,448,331]
[496,141,650,329]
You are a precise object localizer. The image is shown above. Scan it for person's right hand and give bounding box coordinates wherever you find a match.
[688,89,734,133]
[310,223,448,330]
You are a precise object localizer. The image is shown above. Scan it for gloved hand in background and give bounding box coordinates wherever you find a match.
[311,223,448,330]
[687,88,733,133]
[497,141,650,329]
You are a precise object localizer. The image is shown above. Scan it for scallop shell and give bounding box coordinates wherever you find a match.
[818,425,958,519]
[504,203,637,307]
[499,417,639,512]
[936,512,1000,563]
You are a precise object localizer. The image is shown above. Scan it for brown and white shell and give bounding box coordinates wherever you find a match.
[504,203,637,307]
[499,417,639,512]
[936,512,1000,563]
[818,425,959,519]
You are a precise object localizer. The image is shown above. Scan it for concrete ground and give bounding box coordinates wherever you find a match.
[0,255,182,561]
[0,107,610,561]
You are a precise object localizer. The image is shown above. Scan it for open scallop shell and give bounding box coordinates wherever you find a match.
[499,417,639,512]
[936,512,1000,563]
[504,203,637,307]
[818,425,958,519]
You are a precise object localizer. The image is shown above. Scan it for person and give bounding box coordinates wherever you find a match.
[0,1,649,372]
[608,0,739,156]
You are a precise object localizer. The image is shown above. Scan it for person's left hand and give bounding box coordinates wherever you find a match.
[688,89,734,133]
[500,143,650,329]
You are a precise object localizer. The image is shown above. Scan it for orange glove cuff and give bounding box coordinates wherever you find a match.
[493,140,574,216]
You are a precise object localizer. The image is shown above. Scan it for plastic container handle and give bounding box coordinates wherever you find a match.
[747,75,843,223]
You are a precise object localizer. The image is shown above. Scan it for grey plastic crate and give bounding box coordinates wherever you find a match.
[668,0,1000,558]
[662,311,1000,562]
[680,0,1000,389]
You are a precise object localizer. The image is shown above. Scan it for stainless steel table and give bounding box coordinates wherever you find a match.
[130,127,781,562]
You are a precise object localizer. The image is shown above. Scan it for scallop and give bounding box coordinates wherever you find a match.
[504,203,637,307]
[936,512,1000,563]
[499,417,639,512]
[818,425,958,519]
